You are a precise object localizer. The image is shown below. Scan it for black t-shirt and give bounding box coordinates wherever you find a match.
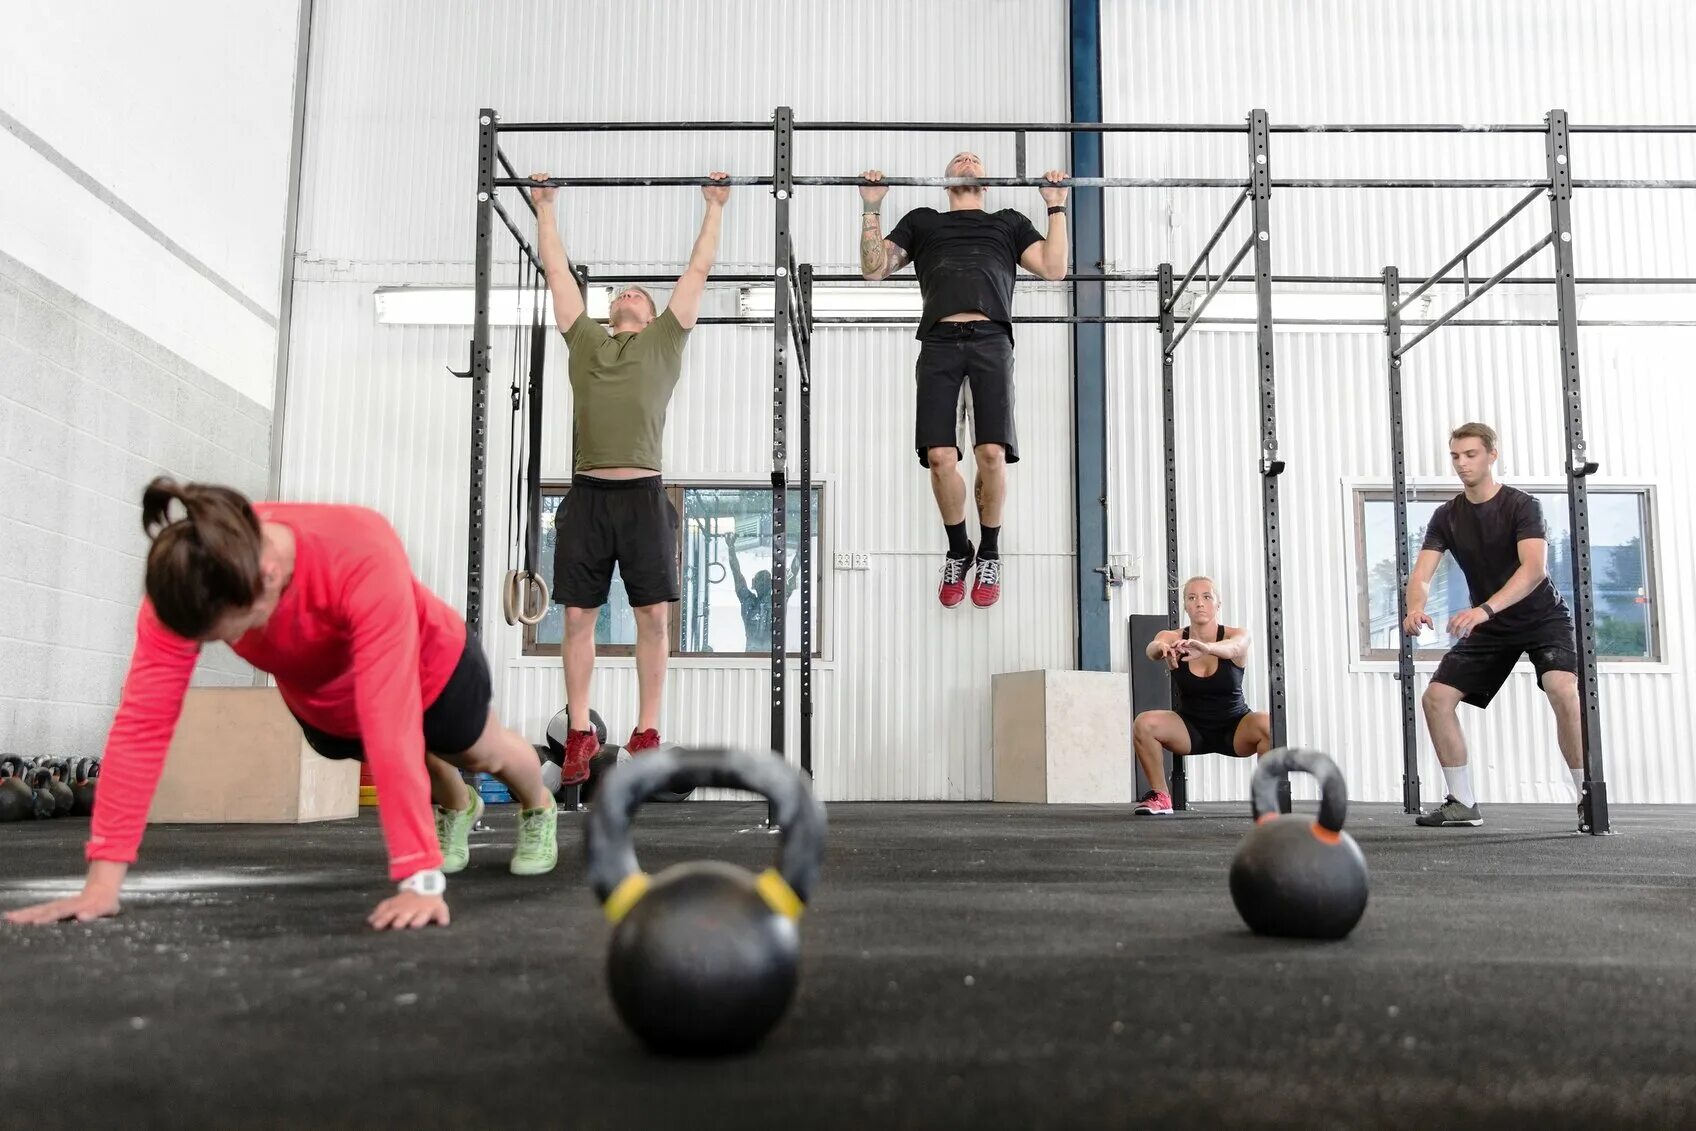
[1420,485,1571,641]
[886,207,1043,339]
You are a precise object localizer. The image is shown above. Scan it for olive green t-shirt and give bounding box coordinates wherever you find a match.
[560,308,690,473]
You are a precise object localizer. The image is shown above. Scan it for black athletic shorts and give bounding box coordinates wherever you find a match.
[1180,711,1252,756]
[914,321,1019,467]
[552,474,679,608]
[296,628,492,760]
[1432,627,1578,709]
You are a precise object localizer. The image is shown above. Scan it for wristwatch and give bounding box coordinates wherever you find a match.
[1479,602,1496,619]
[1047,205,1068,215]
[398,869,446,897]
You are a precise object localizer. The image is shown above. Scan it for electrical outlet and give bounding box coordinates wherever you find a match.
[833,553,854,570]
[852,553,870,571]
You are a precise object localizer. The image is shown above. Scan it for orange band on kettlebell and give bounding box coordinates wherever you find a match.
[1309,824,1342,845]
[755,868,804,920]
[603,872,652,924]
[1254,813,1278,825]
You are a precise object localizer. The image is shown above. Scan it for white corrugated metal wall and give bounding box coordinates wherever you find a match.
[281,0,1074,799]
[283,0,1695,804]
[1102,0,1696,802]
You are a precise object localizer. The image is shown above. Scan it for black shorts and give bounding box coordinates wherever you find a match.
[296,629,492,760]
[914,321,1019,467]
[1432,628,1579,709]
[552,474,679,608]
[1180,711,1252,756]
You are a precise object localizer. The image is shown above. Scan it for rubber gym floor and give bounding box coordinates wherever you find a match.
[3,800,1694,1130]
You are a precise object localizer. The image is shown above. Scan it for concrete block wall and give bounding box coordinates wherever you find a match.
[0,251,270,759]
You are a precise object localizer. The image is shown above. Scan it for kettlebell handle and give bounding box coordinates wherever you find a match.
[1250,747,1348,833]
[585,746,828,909]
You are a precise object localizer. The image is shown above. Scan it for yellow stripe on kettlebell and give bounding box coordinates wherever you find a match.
[603,872,651,924]
[755,868,804,920]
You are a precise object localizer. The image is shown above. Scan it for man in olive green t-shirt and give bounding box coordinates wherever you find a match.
[531,170,728,783]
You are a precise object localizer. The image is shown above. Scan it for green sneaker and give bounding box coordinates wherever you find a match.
[510,800,559,876]
[435,791,484,874]
[1415,795,1483,827]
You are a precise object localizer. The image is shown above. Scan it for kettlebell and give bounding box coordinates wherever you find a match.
[0,756,30,822]
[25,762,59,819]
[72,758,98,817]
[585,746,828,1056]
[1229,747,1369,940]
[45,759,75,817]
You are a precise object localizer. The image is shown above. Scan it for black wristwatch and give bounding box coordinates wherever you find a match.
[1479,602,1496,619]
[1047,205,1068,216]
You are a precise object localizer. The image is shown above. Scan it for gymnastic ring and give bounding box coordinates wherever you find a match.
[502,569,551,626]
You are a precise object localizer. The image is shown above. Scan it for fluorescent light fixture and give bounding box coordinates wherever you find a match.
[1579,292,1694,322]
[373,286,613,326]
[739,284,924,318]
[1180,291,1400,331]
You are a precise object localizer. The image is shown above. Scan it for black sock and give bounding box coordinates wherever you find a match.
[945,521,972,559]
[978,525,1001,558]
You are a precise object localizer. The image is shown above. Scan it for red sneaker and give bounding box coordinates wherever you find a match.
[970,556,1001,608]
[627,728,662,755]
[938,550,974,609]
[561,728,600,786]
[1134,790,1174,816]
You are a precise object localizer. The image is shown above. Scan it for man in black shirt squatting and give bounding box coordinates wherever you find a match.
[1402,422,1587,829]
[857,153,1070,609]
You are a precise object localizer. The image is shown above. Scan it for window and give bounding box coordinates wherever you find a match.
[524,483,823,658]
[1355,487,1658,662]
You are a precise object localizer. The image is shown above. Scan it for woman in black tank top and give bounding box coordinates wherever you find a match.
[1129,577,1272,815]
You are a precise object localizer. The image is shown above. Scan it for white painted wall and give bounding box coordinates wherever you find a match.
[0,0,300,405]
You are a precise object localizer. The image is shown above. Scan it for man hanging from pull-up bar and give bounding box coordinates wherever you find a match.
[858,155,1070,609]
[530,171,729,785]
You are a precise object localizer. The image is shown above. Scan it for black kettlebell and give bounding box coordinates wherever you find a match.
[0,756,30,822]
[586,746,828,1056]
[72,758,99,817]
[25,762,59,819]
[45,759,76,817]
[1229,747,1369,940]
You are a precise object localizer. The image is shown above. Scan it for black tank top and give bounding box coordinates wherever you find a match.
[1170,624,1249,725]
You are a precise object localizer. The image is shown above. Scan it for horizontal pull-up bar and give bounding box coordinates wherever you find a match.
[569,270,1696,288]
[499,174,1696,193]
[660,314,1696,328]
[1395,232,1556,356]
[492,119,1696,136]
[1397,186,1546,313]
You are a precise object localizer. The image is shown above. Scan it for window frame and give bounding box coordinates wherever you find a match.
[1350,482,1661,665]
[521,479,826,660]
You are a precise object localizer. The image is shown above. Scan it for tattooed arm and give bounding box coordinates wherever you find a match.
[857,168,913,281]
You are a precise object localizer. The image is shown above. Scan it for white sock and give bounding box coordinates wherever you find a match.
[1442,764,1476,808]
[1570,767,1586,795]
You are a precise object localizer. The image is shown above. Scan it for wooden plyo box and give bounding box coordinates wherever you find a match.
[991,670,1133,804]
[148,688,360,824]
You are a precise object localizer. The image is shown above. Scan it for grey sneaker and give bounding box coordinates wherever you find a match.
[1415,795,1483,827]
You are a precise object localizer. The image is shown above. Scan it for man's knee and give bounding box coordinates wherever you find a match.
[1422,683,1461,715]
[926,446,959,473]
[563,606,599,635]
[974,443,1006,470]
[633,602,669,631]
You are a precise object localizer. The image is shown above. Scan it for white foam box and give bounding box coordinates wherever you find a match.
[991,670,1132,803]
[149,687,359,823]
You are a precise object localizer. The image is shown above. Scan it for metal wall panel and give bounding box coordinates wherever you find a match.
[285,0,1074,799]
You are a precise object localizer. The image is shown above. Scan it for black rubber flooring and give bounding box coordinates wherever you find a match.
[3,801,1695,1130]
